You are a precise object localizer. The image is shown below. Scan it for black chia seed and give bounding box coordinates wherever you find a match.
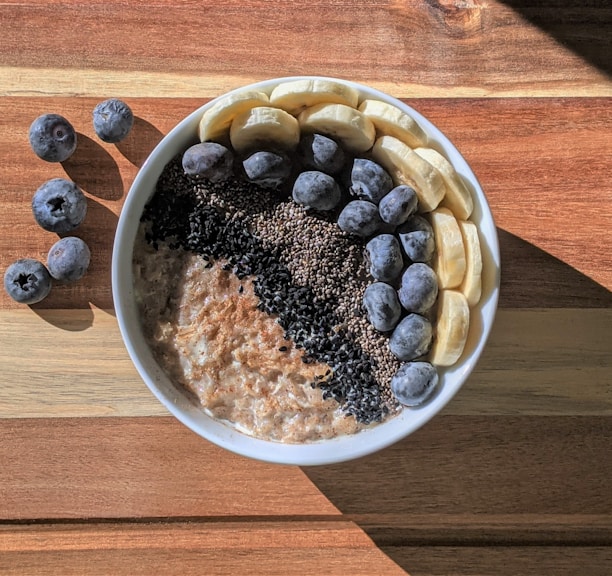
[140,154,399,424]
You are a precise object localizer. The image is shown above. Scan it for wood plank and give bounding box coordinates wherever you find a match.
[304,416,612,518]
[0,1,609,98]
[1,416,610,523]
[381,546,612,576]
[0,522,407,576]
[0,417,339,519]
[414,97,612,294]
[1,308,610,418]
[0,97,610,311]
[359,513,612,546]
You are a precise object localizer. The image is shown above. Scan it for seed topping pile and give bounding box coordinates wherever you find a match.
[141,156,398,424]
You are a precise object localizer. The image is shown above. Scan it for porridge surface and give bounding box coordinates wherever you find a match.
[134,235,367,442]
[133,156,401,443]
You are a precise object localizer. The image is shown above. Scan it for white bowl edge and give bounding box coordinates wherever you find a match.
[112,76,501,466]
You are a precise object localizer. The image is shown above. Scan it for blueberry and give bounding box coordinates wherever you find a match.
[379,185,418,226]
[292,170,341,211]
[397,215,435,263]
[398,263,438,313]
[350,158,393,204]
[47,237,91,282]
[362,282,402,332]
[92,98,134,143]
[337,200,382,237]
[182,142,234,183]
[28,113,77,162]
[391,362,439,407]
[365,234,404,282]
[389,313,432,361]
[297,133,345,175]
[32,178,87,233]
[4,259,52,304]
[243,151,292,188]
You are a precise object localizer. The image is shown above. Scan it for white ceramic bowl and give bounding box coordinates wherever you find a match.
[112,76,500,466]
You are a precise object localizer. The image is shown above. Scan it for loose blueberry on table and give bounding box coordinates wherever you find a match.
[32,178,87,234]
[92,98,134,143]
[47,237,91,282]
[29,113,77,163]
[4,259,52,304]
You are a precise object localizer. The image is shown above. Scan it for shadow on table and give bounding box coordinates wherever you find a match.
[496,229,612,308]
[116,117,165,168]
[302,228,611,571]
[62,134,124,201]
[27,119,167,329]
[498,0,611,77]
[30,198,119,329]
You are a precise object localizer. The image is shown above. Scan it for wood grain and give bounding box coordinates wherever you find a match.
[0,417,338,519]
[381,546,612,576]
[0,522,407,576]
[1,416,609,575]
[0,1,609,98]
[1,2,611,574]
[0,97,610,312]
[2,416,609,523]
[1,308,610,418]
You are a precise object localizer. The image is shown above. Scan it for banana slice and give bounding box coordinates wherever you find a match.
[458,220,483,307]
[371,136,445,212]
[199,90,270,143]
[298,103,376,153]
[429,289,470,367]
[429,207,466,289]
[359,99,427,148]
[229,106,300,154]
[269,79,359,116]
[415,147,473,220]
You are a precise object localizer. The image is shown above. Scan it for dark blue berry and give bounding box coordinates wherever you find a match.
[391,362,439,407]
[4,259,52,304]
[182,142,234,182]
[29,114,77,162]
[398,262,438,313]
[32,178,87,233]
[298,133,345,175]
[337,200,382,237]
[92,98,134,143]
[362,282,402,332]
[389,313,432,361]
[292,170,341,211]
[349,158,393,204]
[47,237,91,282]
[243,151,292,188]
[397,215,435,263]
[379,185,418,226]
[365,234,404,282]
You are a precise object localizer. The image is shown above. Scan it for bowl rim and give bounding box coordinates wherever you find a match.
[112,75,500,466]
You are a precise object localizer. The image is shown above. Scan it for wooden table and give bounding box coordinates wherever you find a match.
[1,1,610,574]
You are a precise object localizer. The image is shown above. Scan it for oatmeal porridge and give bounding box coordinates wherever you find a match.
[131,83,483,443]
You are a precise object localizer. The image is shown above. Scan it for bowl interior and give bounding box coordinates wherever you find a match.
[112,76,500,466]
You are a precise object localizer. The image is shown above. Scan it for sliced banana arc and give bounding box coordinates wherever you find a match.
[298,103,376,153]
[229,106,300,154]
[371,136,445,212]
[269,79,360,116]
[199,90,270,143]
[359,99,427,148]
[429,289,470,367]
[196,83,483,374]
[458,220,483,307]
[415,147,473,220]
[429,207,466,289]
